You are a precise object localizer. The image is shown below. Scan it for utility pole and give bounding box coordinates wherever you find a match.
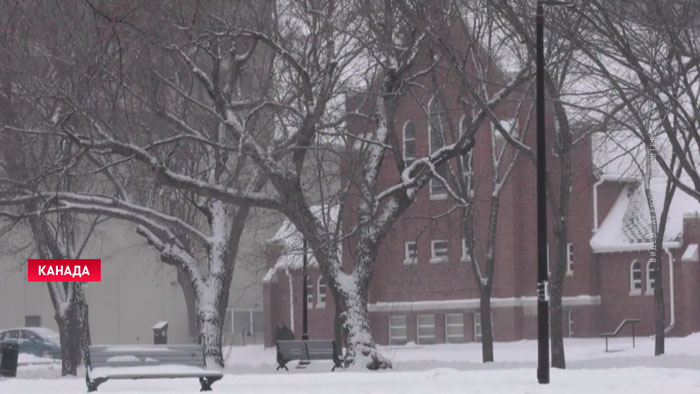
[535,0,550,384]
[536,0,573,384]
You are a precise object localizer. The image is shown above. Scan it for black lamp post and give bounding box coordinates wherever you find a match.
[536,0,573,385]
[302,237,309,340]
[535,0,550,384]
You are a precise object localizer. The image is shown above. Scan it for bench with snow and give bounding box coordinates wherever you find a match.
[276,340,343,371]
[85,344,222,392]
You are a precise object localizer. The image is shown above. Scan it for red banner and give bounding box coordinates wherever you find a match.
[27,259,101,282]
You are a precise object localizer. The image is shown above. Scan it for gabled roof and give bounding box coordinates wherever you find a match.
[263,205,339,282]
[591,179,700,253]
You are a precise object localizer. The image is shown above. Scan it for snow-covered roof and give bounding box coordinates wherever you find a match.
[681,243,699,263]
[152,321,168,330]
[591,179,700,253]
[263,205,340,282]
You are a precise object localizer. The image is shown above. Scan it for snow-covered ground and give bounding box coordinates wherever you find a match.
[2,335,700,393]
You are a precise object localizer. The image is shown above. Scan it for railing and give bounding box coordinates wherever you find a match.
[600,318,640,352]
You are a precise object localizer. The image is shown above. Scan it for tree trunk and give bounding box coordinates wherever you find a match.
[334,294,345,356]
[337,283,390,370]
[479,292,494,363]
[653,246,665,356]
[196,298,225,369]
[177,268,198,341]
[50,284,91,376]
[549,280,566,369]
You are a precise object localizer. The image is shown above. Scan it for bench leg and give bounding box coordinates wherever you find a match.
[276,362,288,371]
[86,377,106,392]
[605,337,609,353]
[200,376,221,392]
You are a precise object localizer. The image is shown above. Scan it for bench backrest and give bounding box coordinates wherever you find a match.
[276,340,336,361]
[87,345,205,369]
[305,340,335,360]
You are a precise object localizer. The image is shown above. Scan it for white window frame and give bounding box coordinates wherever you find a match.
[630,260,642,296]
[646,259,657,296]
[306,280,314,309]
[403,121,416,164]
[459,115,475,198]
[316,277,326,308]
[445,313,465,343]
[428,97,448,200]
[404,241,418,265]
[416,314,436,344]
[568,310,574,338]
[473,312,482,342]
[430,240,449,263]
[491,118,518,159]
[474,312,494,342]
[389,315,408,345]
[461,238,471,262]
[566,242,574,276]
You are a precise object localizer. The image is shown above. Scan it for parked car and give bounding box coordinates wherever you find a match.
[0,327,61,358]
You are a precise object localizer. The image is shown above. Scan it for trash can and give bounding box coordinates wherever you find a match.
[0,342,19,377]
[152,321,168,345]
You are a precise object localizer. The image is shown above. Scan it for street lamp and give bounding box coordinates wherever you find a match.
[536,0,573,385]
[302,237,309,340]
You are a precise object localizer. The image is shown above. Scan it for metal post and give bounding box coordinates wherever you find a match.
[536,0,550,385]
[302,237,309,340]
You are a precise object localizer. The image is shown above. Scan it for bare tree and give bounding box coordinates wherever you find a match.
[0,0,98,375]
[565,0,700,355]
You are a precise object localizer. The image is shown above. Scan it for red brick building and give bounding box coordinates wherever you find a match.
[262,19,700,348]
[262,139,700,348]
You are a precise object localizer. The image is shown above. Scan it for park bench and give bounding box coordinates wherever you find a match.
[276,340,343,371]
[600,318,640,352]
[85,344,222,392]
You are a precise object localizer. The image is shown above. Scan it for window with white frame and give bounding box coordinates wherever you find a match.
[491,118,518,159]
[566,242,574,276]
[428,97,448,199]
[568,310,574,337]
[459,115,474,196]
[403,121,416,165]
[474,312,493,342]
[317,277,326,308]
[474,312,482,342]
[417,314,436,344]
[445,313,465,343]
[431,240,449,263]
[306,281,314,308]
[389,315,408,345]
[461,238,471,262]
[646,260,658,295]
[404,241,418,265]
[630,260,642,295]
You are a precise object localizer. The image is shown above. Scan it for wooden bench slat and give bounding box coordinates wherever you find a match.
[86,344,221,392]
[275,340,342,371]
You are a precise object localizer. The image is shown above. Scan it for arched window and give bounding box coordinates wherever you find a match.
[403,121,416,164]
[317,277,326,308]
[630,260,642,295]
[428,96,448,198]
[646,260,657,295]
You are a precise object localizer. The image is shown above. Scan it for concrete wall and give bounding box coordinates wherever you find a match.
[0,212,271,345]
[0,220,190,345]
